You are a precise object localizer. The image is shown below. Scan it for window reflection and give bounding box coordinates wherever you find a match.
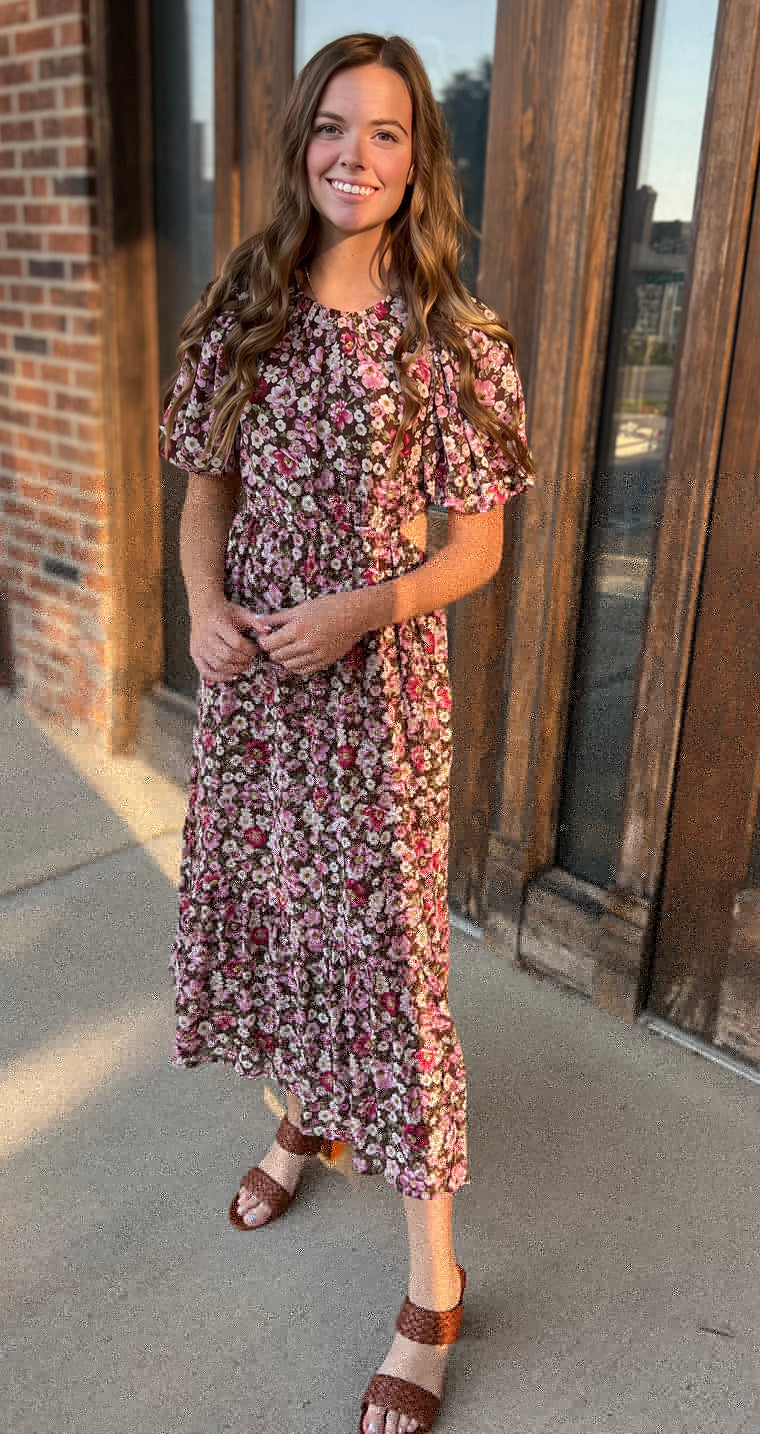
[557,0,719,888]
[295,4,498,285]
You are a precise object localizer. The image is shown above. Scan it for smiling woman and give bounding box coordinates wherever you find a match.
[303,66,414,310]
[159,31,532,1434]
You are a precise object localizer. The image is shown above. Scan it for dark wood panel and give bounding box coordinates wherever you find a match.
[615,0,760,903]
[91,0,163,751]
[239,0,294,237]
[715,886,760,1066]
[214,0,240,265]
[647,158,760,1039]
[479,0,644,949]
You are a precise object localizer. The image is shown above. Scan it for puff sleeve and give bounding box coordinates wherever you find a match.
[159,311,238,476]
[422,324,533,513]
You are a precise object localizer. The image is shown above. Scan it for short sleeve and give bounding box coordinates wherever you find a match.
[423,325,533,513]
[159,311,238,475]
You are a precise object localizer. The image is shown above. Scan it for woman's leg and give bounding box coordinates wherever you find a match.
[362,1193,463,1434]
[234,1089,312,1227]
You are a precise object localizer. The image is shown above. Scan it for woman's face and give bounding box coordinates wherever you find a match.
[305,64,414,244]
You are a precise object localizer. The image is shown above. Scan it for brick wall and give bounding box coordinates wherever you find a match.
[0,0,111,733]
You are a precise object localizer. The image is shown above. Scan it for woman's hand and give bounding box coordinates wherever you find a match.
[250,590,367,676]
[190,600,260,683]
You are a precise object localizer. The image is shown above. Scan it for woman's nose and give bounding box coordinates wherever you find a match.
[340,131,369,169]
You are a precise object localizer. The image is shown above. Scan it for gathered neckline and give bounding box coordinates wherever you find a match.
[292,277,397,319]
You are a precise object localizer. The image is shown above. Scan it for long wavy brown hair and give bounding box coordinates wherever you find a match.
[161,32,533,479]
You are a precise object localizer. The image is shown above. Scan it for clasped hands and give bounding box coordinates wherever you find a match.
[190,589,368,683]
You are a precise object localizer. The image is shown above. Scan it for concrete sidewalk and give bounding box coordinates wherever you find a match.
[3,689,759,1434]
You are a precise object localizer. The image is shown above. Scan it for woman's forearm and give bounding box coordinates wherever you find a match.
[354,506,504,633]
[179,474,239,619]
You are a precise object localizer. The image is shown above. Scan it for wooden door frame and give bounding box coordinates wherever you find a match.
[481,0,760,1025]
[650,159,760,1057]
[91,0,163,752]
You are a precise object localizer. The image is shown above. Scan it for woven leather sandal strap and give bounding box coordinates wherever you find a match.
[360,1374,440,1432]
[238,1165,292,1219]
[275,1115,327,1156]
[396,1267,466,1346]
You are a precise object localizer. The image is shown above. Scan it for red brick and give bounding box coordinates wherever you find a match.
[60,18,87,46]
[47,230,94,255]
[0,94,12,115]
[37,0,82,15]
[68,261,98,284]
[1,119,36,142]
[71,315,98,336]
[62,80,90,110]
[56,442,99,466]
[0,2,31,23]
[40,52,85,81]
[9,283,45,303]
[30,310,68,332]
[40,361,69,384]
[18,356,37,377]
[16,430,53,456]
[0,306,25,325]
[0,177,26,195]
[65,200,95,226]
[0,257,24,276]
[15,383,48,406]
[14,24,57,53]
[5,231,42,251]
[41,113,89,141]
[50,285,97,309]
[0,149,17,170]
[0,202,19,223]
[18,87,56,113]
[63,142,91,168]
[0,60,34,86]
[23,202,62,223]
[51,337,97,363]
[21,147,60,170]
[54,389,96,416]
[31,176,49,196]
[35,411,72,436]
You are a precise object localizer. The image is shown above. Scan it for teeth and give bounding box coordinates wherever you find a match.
[330,180,376,196]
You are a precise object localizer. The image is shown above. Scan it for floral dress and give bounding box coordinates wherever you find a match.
[163,285,531,1198]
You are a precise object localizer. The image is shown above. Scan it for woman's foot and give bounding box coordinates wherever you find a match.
[361,1266,463,1434]
[234,1134,313,1226]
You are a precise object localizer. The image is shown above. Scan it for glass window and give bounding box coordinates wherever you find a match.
[556,0,719,888]
[295,3,498,286]
[150,0,215,695]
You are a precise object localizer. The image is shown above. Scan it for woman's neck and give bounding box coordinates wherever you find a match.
[305,233,391,311]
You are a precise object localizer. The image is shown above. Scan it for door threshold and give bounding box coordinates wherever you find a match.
[639,1013,760,1086]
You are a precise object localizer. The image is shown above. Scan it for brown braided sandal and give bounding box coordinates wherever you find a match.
[358,1265,467,1433]
[228,1115,335,1230]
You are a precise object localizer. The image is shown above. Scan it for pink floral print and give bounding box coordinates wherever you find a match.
[163,286,530,1197]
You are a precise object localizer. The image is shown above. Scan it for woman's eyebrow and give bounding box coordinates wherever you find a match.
[314,110,409,136]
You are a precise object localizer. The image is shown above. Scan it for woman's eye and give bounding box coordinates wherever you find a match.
[375,130,398,143]
[313,122,339,135]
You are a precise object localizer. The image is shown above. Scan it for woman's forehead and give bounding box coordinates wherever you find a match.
[315,65,413,126]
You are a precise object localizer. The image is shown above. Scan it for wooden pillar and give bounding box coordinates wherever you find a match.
[478,0,645,951]
[594,0,760,1017]
[91,0,163,751]
[239,0,295,238]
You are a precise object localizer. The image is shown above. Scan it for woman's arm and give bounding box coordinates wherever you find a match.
[252,506,504,676]
[180,471,259,682]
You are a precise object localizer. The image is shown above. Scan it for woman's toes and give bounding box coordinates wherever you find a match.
[364,1405,385,1433]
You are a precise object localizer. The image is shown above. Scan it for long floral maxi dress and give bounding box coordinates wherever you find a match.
[162,287,531,1198]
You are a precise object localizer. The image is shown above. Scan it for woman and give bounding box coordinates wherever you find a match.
[161,32,533,1434]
